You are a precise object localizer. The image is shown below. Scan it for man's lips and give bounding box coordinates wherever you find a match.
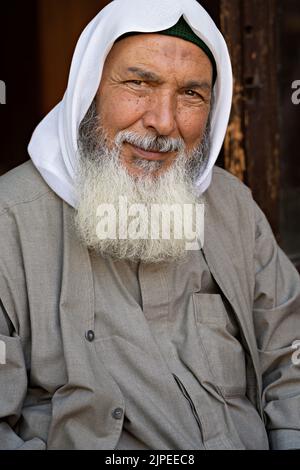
[127,143,170,161]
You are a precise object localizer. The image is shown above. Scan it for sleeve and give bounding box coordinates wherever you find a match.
[0,299,46,450]
[252,202,300,450]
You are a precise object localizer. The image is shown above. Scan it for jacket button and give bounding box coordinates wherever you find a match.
[85,330,95,342]
[112,408,124,420]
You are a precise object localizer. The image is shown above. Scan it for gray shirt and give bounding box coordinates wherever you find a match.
[91,250,268,449]
[1,161,300,450]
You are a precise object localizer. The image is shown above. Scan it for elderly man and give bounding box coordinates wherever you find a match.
[0,0,300,451]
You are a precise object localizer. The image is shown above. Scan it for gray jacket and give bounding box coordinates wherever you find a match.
[0,161,300,450]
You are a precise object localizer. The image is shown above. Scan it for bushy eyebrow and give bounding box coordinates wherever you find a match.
[126,67,163,83]
[126,67,212,93]
[184,80,212,93]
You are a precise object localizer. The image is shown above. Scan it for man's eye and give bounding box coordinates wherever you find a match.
[185,90,200,98]
[127,80,143,86]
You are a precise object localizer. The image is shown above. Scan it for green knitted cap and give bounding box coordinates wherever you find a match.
[116,16,217,85]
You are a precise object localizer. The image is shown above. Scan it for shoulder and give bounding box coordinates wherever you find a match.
[208,166,254,210]
[0,160,55,214]
[205,166,257,243]
[210,166,252,197]
[210,166,273,228]
[0,160,64,242]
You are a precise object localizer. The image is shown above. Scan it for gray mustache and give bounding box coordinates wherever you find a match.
[115,131,185,153]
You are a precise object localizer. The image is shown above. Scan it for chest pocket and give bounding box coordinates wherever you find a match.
[193,293,246,398]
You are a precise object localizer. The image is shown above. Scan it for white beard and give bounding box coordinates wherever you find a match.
[74,103,210,264]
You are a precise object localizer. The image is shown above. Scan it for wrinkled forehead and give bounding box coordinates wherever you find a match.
[109,15,217,84]
[101,33,214,88]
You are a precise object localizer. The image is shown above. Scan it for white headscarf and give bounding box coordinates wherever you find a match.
[28,0,233,208]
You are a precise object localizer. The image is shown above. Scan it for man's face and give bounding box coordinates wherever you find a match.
[96,33,213,177]
[75,33,213,263]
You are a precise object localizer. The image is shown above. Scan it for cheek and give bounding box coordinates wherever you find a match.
[177,109,210,146]
[97,92,146,132]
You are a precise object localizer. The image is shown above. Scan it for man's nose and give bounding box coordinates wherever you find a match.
[142,91,177,137]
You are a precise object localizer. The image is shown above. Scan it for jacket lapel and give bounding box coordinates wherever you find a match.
[201,202,263,417]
